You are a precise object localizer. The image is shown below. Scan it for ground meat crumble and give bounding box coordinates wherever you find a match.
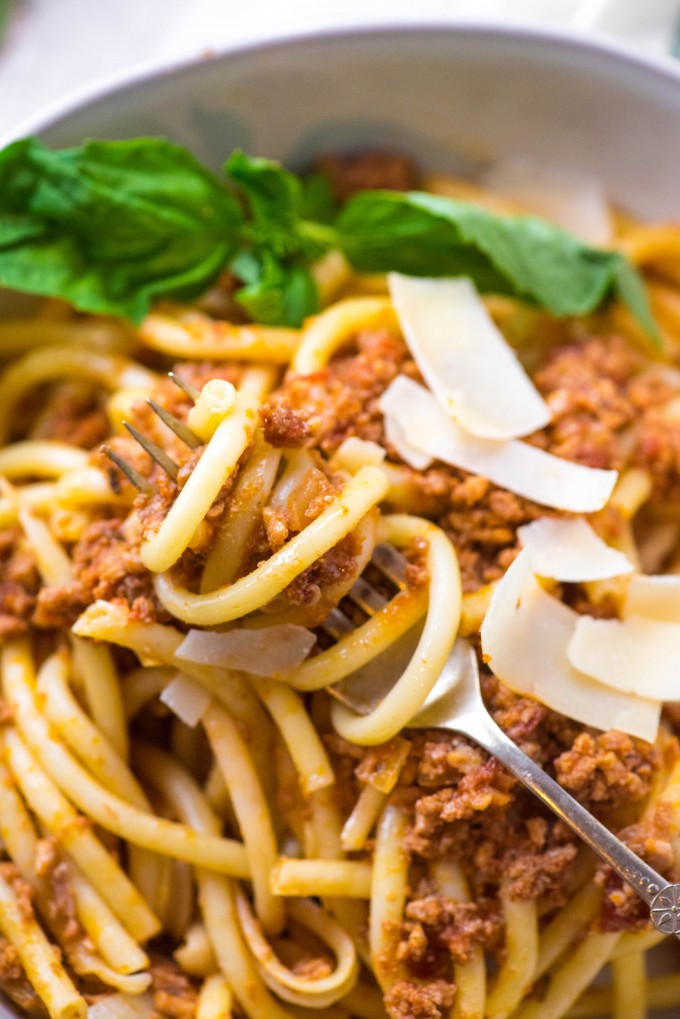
[262,326,677,592]
[0,527,40,638]
[384,978,456,1019]
[315,151,421,201]
[149,958,198,1019]
[399,897,500,967]
[32,515,168,629]
[554,731,657,813]
[31,383,109,451]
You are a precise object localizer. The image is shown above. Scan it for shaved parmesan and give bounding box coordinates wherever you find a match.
[388,274,550,440]
[383,412,432,470]
[176,624,316,676]
[517,517,633,581]
[481,548,660,741]
[379,376,617,513]
[160,674,211,727]
[483,156,613,246]
[568,615,680,701]
[624,574,680,623]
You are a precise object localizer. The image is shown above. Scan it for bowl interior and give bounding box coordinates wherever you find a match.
[22,25,680,222]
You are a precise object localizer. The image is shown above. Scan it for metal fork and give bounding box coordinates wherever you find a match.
[329,545,680,941]
[104,371,203,495]
[109,380,680,939]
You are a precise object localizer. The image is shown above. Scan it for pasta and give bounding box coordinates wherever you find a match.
[0,148,680,1019]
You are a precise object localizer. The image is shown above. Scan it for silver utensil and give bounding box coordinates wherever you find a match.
[332,550,680,940]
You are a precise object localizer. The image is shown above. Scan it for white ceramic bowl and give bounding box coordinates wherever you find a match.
[1,21,680,1019]
[4,21,680,221]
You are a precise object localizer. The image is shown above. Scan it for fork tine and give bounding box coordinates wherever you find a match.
[347,575,389,614]
[324,551,402,634]
[146,398,203,449]
[321,607,356,640]
[104,445,156,495]
[168,371,202,402]
[123,421,181,482]
[371,543,408,588]
[326,684,371,714]
[321,546,417,713]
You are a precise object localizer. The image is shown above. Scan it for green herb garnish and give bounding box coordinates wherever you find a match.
[0,0,9,45]
[0,137,660,343]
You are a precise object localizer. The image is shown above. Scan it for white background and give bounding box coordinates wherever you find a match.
[1,0,680,139]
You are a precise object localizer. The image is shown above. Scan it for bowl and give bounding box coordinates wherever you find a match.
[2,20,680,1019]
[4,21,680,221]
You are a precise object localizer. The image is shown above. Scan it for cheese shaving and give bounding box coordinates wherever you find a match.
[160,673,211,728]
[624,573,680,623]
[379,376,617,513]
[568,614,680,701]
[483,156,613,246]
[517,517,633,581]
[480,547,660,741]
[176,624,316,675]
[388,274,551,439]
[383,412,432,470]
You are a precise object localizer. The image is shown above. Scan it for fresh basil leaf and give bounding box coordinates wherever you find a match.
[227,151,299,224]
[230,249,262,287]
[234,250,318,326]
[0,138,660,342]
[333,190,510,293]
[0,137,244,321]
[0,213,47,247]
[300,172,337,224]
[226,150,323,324]
[0,0,9,46]
[226,150,326,261]
[613,257,662,346]
[226,151,301,254]
[335,189,650,323]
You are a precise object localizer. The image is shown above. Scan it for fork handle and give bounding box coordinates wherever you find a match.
[463,711,680,938]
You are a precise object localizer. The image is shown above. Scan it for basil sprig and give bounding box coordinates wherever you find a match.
[0,137,659,342]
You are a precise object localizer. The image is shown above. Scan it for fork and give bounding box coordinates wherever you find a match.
[110,376,680,939]
[330,545,680,942]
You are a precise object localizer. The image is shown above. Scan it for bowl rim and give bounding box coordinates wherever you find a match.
[3,17,680,149]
